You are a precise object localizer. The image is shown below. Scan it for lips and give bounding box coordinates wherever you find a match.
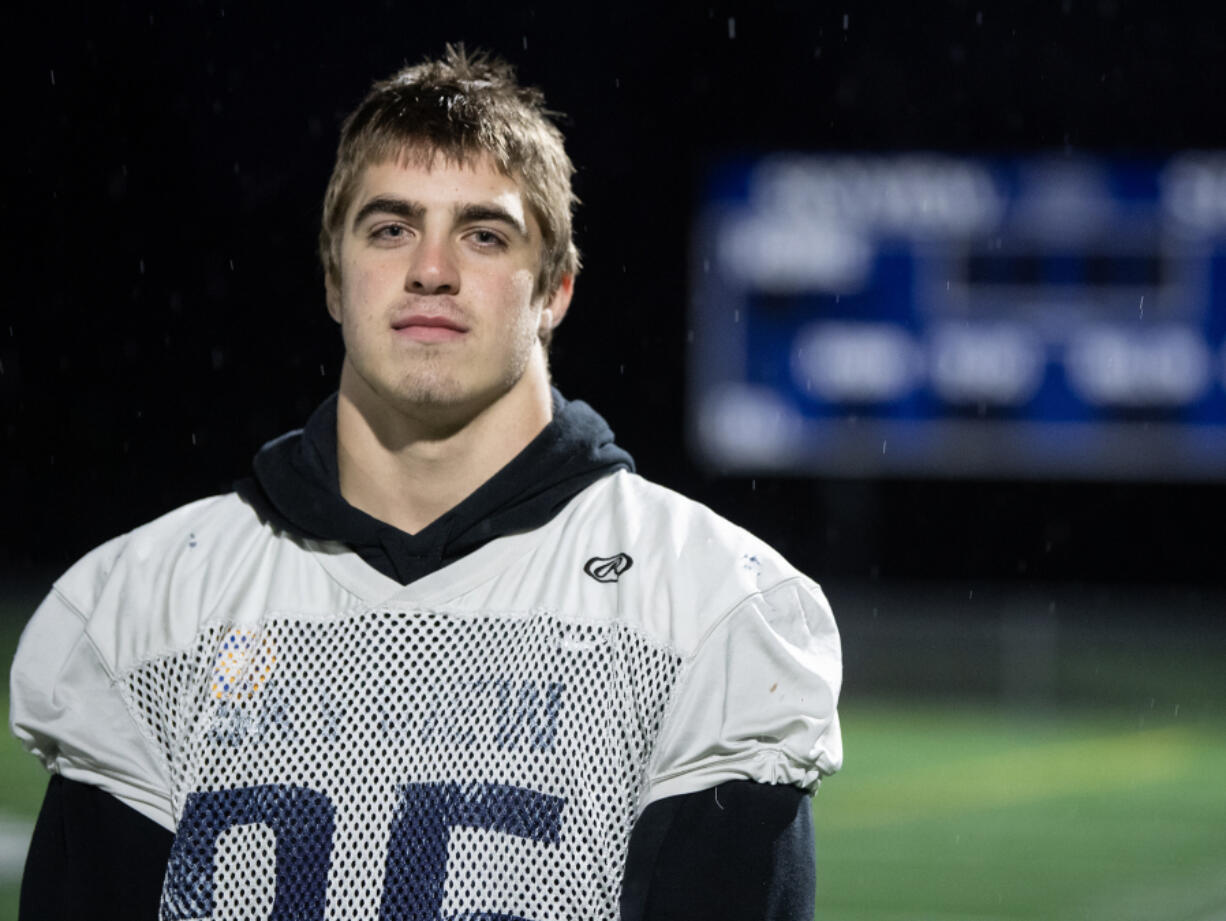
[391,313,468,342]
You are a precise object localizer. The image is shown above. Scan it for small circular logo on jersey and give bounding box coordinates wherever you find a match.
[211,628,277,701]
[583,553,634,583]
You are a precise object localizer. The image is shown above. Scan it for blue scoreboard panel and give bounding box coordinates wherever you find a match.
[689,153,1226,479]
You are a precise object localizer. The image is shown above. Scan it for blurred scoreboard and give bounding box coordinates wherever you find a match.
[689,153,1226,479]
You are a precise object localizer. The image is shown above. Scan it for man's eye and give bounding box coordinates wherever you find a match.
[372,225,407,240]
[470,230,506,247]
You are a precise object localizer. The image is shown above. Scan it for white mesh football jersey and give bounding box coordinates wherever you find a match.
[11,470,842,920]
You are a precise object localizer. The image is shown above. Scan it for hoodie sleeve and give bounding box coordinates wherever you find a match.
[620,780,816,920]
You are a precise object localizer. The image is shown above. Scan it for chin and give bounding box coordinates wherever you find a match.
[391,370,516,413]
[349,347,534,420]
[389,376,469,409]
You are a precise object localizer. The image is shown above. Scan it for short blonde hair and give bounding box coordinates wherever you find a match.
[320,45,580,303]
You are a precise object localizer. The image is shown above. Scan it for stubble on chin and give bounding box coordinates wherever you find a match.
[388,351,468,407]
[388,334,538,416]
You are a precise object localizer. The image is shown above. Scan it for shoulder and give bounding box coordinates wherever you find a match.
[566,474,844,801]
[552,471,826,655]
[54,494,249,596]
[46,493,281,671]
[9,494,269,825]
[54,493,261,608]
[572,471,793,573]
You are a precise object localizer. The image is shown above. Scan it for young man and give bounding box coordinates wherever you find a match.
[10,47,842,920]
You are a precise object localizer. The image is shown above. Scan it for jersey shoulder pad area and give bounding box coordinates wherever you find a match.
[559,471,817,655]
[8,493,288,828]
[559,473,843,806]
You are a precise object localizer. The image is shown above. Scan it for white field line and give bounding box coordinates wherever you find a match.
[0,816,32,883]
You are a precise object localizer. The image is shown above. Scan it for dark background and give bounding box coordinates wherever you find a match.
[4,2,1225,597]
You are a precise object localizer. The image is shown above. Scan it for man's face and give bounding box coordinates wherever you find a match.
[328,152,570,421]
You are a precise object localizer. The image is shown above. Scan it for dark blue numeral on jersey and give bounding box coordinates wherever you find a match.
[162,781,565,921]
[381,782,564,920]
[163,784,335,920]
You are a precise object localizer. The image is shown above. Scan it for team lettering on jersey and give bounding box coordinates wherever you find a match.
[207,674,566,753]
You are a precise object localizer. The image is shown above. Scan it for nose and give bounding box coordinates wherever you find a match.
[405,235,460,295]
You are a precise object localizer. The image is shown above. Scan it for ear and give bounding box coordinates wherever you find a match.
[539,273,575,335]
[325,272,342,324]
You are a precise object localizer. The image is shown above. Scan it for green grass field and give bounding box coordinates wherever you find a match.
[2,597,1224,921]
[813,701,1226,920]
[0,612,48,921]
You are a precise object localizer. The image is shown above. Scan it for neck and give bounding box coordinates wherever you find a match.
[334,352,554,534]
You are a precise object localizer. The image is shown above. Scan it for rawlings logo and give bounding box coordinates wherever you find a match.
[583,553,634,583]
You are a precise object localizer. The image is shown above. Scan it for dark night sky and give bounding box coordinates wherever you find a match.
[4,3,1225,592]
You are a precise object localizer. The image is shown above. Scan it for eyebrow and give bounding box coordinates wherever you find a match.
[351,196,528,238]
[455,203,528,238]
[351,196,423,229]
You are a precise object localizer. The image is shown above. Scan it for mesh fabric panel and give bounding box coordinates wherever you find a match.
[122,609,682,920]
